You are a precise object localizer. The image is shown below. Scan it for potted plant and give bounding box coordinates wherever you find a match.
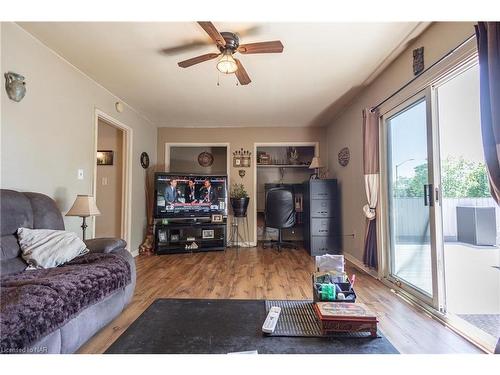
[230,183,250,217]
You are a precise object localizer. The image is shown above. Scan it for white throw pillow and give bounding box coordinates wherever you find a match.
[17,228,89,269]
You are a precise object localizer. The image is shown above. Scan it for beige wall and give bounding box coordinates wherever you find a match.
[170,146,227,174]
[326,22,476,263]
[157,126,328,244]
[1,22,157,252]
[95,119,123,238]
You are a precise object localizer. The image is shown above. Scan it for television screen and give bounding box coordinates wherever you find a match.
[154,173,228,218]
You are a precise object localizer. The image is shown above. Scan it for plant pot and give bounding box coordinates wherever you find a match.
[230,197,250,217]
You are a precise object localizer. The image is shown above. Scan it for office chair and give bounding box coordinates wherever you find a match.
[262,187,296,251]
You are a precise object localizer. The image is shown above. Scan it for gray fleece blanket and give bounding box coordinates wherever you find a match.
[0,252,131,352]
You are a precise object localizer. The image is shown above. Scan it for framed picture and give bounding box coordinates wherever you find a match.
[211,214,223,223]
[202,229,214,239]
[241,156,251,167]
[233,156,241,167]
[97,150,114,165]
[158,230,167,242]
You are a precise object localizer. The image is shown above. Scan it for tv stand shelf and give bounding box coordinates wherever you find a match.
[154,220,227,255]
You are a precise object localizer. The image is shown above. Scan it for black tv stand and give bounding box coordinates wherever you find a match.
[154,218,227,255]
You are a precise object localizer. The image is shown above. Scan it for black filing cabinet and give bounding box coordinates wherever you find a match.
[303,179,340,256]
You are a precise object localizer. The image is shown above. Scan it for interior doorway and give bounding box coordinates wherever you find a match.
[93,110,132,247]
[253,142,318,245]
[95,119,124,238]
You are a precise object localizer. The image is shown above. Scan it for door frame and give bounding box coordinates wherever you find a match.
[380,89,441,309]
[93,109,133,250]
[252,141,319,246]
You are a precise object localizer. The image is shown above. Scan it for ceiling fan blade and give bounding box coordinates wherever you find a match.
[197,21,226,47]
[238,40,283,54]
[178,53,220,68]
[235,59,251,85]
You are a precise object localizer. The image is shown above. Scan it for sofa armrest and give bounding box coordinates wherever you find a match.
[84,238,127,254]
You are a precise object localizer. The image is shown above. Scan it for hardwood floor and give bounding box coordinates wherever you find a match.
[77,247,482,354]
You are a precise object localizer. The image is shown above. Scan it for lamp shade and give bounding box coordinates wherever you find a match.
[217,51,238,74]
[309,157,322,169]
[66,195,101,217]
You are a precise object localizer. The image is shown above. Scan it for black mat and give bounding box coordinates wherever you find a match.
[105,299,398,354]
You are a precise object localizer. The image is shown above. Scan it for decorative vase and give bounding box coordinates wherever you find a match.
[4,72,26,102]
[230,197,250,217]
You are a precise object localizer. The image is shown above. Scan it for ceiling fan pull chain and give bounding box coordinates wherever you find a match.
[217,71,220,86]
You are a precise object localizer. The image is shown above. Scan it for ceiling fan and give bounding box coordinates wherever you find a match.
[177,22,284,85]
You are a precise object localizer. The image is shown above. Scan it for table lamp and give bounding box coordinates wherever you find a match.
[309,157,323,179]
[66,195,101,240]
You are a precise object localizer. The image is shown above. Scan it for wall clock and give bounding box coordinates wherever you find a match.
[198,152,214,167]
[140,152,150,169]
[338,147,350,167]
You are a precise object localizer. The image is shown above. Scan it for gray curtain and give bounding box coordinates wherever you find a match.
[362,108,380,269]
[475,22,500,205]
[476,22,500,354]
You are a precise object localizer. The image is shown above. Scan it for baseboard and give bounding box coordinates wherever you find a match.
[343,253,379,279]
[130,249,139,257]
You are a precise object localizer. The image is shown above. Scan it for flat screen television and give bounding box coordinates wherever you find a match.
[154,173,228,218]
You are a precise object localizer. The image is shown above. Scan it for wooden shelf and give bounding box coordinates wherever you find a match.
[257,164,310,168]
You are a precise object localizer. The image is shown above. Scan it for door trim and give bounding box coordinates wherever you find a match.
[93,109,133,252]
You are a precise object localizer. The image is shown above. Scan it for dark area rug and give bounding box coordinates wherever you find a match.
[105,299,398,354]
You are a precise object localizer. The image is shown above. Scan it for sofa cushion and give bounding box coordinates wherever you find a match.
[18,228,88,269]
[0,252,131,353]
[0,190,65,276]
[0,190,34,236]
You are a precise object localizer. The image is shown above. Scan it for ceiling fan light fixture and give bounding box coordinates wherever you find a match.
[216,51,238,74]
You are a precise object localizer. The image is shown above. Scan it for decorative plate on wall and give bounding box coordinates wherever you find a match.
[198,152,214,167]
[140,152,150,169]
[338,147,350,167]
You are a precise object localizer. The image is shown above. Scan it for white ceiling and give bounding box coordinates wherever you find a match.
[18,22,426,128]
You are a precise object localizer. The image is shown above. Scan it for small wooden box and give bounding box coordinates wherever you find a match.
[313,302,378,337]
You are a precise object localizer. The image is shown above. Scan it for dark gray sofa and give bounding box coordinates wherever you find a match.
[0,189,136,353]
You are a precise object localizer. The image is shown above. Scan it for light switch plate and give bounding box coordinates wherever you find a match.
[77,169,84,180]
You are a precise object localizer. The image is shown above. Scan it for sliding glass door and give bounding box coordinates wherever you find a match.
[434,61,500,350]
[380,45,496,350]
[383,90,441,306]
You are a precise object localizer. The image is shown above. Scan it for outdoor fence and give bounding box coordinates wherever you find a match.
[394,197,499,244]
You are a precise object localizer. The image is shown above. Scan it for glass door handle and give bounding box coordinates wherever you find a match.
[423,184,434,206]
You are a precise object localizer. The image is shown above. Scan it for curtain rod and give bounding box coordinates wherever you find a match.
[371,33,476,112]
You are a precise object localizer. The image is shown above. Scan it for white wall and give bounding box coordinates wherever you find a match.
[326,22,476,263]
[1,22,157,253]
